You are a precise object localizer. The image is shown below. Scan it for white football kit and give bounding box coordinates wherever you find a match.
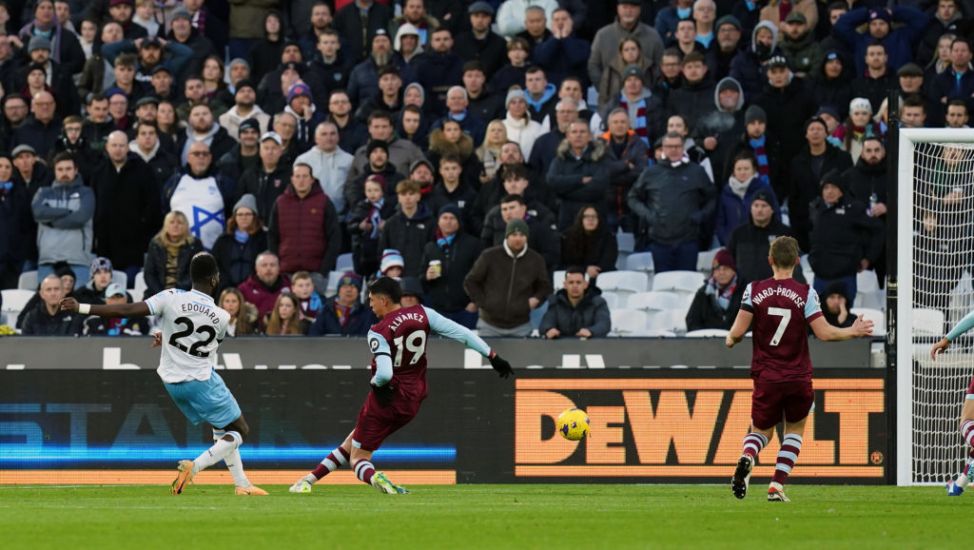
[145,289,230,384]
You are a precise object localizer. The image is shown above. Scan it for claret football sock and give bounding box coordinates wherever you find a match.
[311,447,351,481]
[771,433,803,485]
[742,432,768,460]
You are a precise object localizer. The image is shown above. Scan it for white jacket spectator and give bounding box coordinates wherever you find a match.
[495,0,558,37]
[294,122,354,213]
[502,89,545,159]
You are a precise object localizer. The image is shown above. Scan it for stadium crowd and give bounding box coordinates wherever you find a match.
[3,0,952,338]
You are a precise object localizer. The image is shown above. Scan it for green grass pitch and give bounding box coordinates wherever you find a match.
[0,484,967,549]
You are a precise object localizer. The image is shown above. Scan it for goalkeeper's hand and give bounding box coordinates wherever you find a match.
[371,383,396,405]
[931,338,951,361]
[488,351,514,378]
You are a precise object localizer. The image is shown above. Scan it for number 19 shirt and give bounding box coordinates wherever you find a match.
[740,278,823,383]
[146,289,230,383]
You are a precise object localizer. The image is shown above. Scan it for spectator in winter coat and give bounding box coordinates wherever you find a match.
[13,90,61,158]
[695,76,745,173]
[142,210,204,297]
[808,170,884,305]
[759,0,818,32]
[523,66,558,125]
[787,117,853,251]
[685,248,744,332]
[216,119,260,184]
[290,270,324,322]
[130,121,179,189]
[753,56,819,182]
[346,111,426,186]
[713,16,744,82]
[850,42,895,114]
[714,153,779,246]
[730,21,780,99]
[0,154,34,289]
[533,8,590,89]
[597,37,655,114]
[283,82,326,154]
[333,0,392,65]
[828,98,886,165]
[176,103,235,166]
[347,31,411,108]
[218,80,270,142]
[18,1,86,75]
[561,206,618,282]
[481,193,561,273]
[92,131,160,278]
[162,141,238,251]
[833,6,928,74]
[810,50,854,123]
[309,272,375,336]
[541,268,611,339]
[219,287,260,336]
[546,121,613,230]
[489,37,530,98]
[413,28,464,115]
[501,89,545,160]
[588,0,664,89]
[268,163,342,277]
[599,66,666,149]
[726,191,804,286]
[294,121,354,214]
[32,153,94,283]
[71,256,116,306]
[453,2,507,78]
[263,292,310,335]
[427,155,479,221]
[627,132,716,272]
[238,132,291,221]
[347,175,397,277]
[420,204,483,328]
[600,109,650,232]
[464,219,553,337]
[378,179,435,278]
[666,52,716,134]
[21,274,84,336]
[655,0,694,46]
[238,251,291,320]
[778,11,823,79]
[345,140,406,212]
[211,194,268,293]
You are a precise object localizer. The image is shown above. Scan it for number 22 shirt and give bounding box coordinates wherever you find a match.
[146,289,230,383]
[740,278,823,383]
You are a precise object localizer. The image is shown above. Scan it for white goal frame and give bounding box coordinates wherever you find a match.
[896,128,974,485]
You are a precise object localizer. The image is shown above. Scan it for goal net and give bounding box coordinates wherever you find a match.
[898,129,974,485]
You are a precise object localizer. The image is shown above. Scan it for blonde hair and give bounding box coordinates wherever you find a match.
[155,211,194,246]
[769,236,800,269]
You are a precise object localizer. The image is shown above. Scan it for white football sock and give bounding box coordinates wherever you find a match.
[193,431,241,474]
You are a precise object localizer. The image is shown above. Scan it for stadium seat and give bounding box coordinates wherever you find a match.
[133,272,147,301]
[624,252,655,274]
[913,308,945,336]
[851,308,885,336]
[599,292,621,309]
[596,271,649,296]
[616,231,635,253]
[854,270,884,310]
[552,270,567,291]
[686,329,730,338]
[626,291,682,311]
[652,271,705,296]
[326,271,344,295]
[696,249,718,274]
[646,310,687,334]
[800,255,812,273]
[615,252,629,271]
[609,309,650,336]
[642,329,677,337]
[1,289,34,326]
[17,271,37,290]
[336,253,354,273]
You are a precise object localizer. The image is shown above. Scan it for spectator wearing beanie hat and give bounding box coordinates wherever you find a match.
[788,117,852,251]
[212,193,269,292]
[832,5,928,74]
[419,204,483,328]
[219,80,271,143]
[216,118,262,183]
[379,249,405,279]
[309,271,376,337]
[502,88,544,159]
[71,257,116,306]
[463,218,552,337]
[284,81,325,152]
[685,248,744,331]
[821,280,859,328]
[345,139,405,209]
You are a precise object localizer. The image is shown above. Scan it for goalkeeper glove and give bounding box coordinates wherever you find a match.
[488,351,514,379]
[371,383,396,405]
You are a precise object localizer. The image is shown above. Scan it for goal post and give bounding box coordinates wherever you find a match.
[896,128,974,486]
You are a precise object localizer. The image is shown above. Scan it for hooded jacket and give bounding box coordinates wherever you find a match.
[463,242,553,329]
[696,76,745,140]
[348,136,426,184]
[524,82,558,124]
[176,123,236,166]
[219,105,271,143]
[627,159,717,246]
[810,53,854,121]
[546,140,613,230]
[730,21,781,98]
[31,174,95,266]
[539,287,611,338]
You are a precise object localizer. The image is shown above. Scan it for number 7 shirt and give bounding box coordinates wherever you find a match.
[145,289,230,383]
[740,278,823,383]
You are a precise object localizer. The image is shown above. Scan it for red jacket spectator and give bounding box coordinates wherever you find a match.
[238,254,291,320]
[267,170,342,275]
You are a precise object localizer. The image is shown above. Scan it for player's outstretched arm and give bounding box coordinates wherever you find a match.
[931,309,974,360]
[60,297,151,318]
[725,310,753,349]
[423,306,514,378]
[809,315,874,342]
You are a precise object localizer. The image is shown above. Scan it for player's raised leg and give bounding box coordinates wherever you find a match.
[290,431,353,494]
[350,444,407,495]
